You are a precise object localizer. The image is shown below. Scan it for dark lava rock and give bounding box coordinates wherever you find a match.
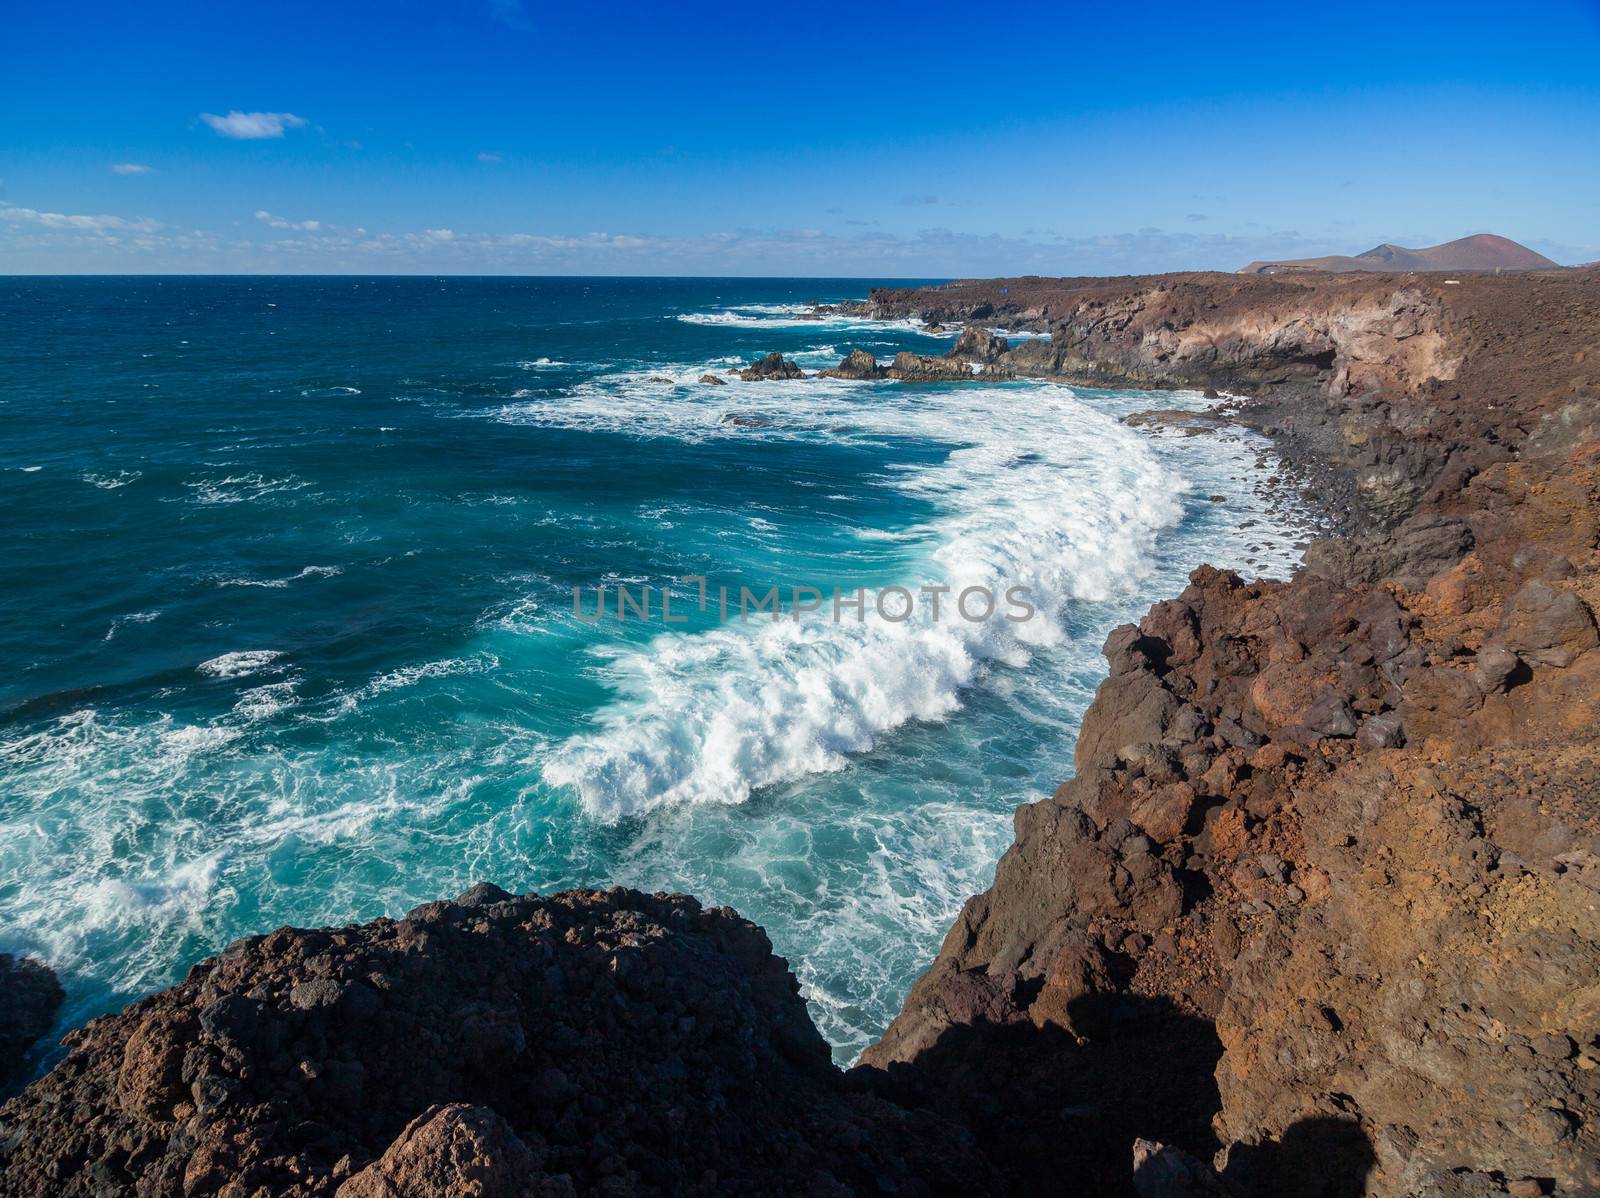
[1301,690,1358,738]
[698,373,726,385]
[0,887,992,1197]
[737,352,804,381]
[886,352,1013,383]
[0,954,63,1087]
[949,326,1009,363]
[1496,578,1598,667]
[1471,644,1522,693]
[1356,710,1406,749]
[887,351,973,381]
[1304,514,1474,590]
[819,348,884,380]
[1121,410,1232,436]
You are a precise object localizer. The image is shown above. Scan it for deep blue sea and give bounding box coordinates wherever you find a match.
[0,276,1313,1063]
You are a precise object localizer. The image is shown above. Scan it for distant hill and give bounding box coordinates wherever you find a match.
[1240,233,1558,275]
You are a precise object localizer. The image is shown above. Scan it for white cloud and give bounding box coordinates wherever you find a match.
[111,163,155,175]
[200,111,307,140]
[0,205,160,233]
[476,152,503,163]
[7,202,1462,276]
[255,210,322,232]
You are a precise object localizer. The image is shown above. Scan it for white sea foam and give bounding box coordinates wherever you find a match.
[517,357,569,368]
[83,470,142,489]
[0,708,265,1003]
[329,652,501,716]
[365,654,498,695]
[197,650,284,679]
[216,565,342,589]
[184,473,310,505]
[103,610,160,641]
[233,679,300,722]
[675,303,947,337]
[536,377,1186,821]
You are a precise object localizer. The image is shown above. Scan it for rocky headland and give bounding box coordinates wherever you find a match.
[3,267,1598,1196]
[854,267,1600,1196]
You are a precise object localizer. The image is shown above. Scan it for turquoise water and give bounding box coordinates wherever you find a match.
[0,277,1312,1062]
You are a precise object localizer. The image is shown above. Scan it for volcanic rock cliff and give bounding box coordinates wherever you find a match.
[856,269,1600,1196]
[3,270,1598,1198]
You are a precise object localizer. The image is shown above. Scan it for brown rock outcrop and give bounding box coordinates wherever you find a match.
[858,269,1600,1196]
[0,886,992,1197]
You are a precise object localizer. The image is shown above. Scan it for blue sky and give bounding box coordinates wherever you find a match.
[3,0,1598,275]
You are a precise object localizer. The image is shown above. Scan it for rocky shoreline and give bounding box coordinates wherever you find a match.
[3,268,1597,1196]
[852,268,1600,1196]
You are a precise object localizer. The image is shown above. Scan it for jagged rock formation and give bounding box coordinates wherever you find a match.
[0,955,62,1088]
[858,270,1600,1196]
[816,336,1015,383]
[736,351,804,381]
[819,347,884,379]
[950,326,1010,363]
[0,887,991,1197]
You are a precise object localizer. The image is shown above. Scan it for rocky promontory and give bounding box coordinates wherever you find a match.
[855,268,1600,1196]
[0,887,990,1197]
[3,268,1597,1197]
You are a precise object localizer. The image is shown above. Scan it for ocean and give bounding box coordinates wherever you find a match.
[0,276,1314,1063]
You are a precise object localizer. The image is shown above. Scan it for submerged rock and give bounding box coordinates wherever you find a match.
[1121,409,1233,436]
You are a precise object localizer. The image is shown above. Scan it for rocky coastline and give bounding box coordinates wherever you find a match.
[3,268,1598,1196]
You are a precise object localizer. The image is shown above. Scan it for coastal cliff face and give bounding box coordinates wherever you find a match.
[859,269,1600,1196]
[3,270,1597,1197]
